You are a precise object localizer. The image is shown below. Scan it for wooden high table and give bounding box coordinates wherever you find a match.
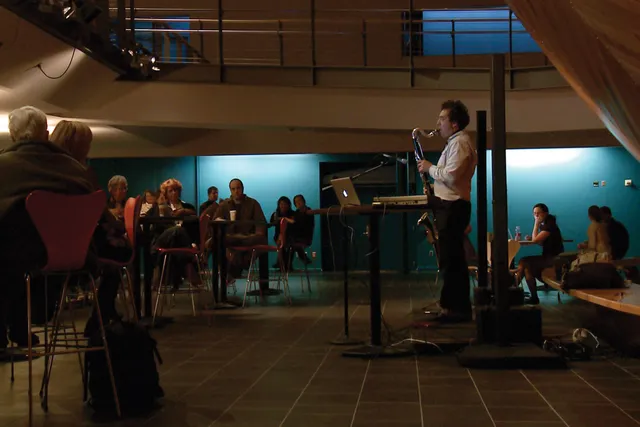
[310,204,427,358]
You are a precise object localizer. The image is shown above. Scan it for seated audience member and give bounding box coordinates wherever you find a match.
[148,179,199,289]
[577,205,611,255]
[290,194,314,264]
[200,186,219,215]
[517,203,564,304]
[215,179,267,284]
[51,122,132,334]
[600,206,629,260]
[270,196,295,268]
[162,178,196,217]
[141,189,159,217]
[107,175,128,220]
[0,107,94,354]
[50,119,100,189]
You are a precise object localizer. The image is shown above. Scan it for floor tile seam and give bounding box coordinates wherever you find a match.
[207,301,340,426]
[519,371,571,427]
[570,369,640,426]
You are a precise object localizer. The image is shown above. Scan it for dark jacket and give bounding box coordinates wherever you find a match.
[608,218,630,260]
[0,140,93,266]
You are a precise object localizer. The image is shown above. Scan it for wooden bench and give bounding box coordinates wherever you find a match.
[613,257,640,269]
[541,267,640,316]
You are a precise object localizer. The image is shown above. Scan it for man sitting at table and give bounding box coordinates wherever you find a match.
[0,106,94,356]
[214,179,268,287]
[200,186,219,216]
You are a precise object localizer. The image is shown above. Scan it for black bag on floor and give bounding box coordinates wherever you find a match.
[86,320,164,415]
[562,262,624,290]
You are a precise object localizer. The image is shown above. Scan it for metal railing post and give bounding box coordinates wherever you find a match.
[310,0,316,85]
[451,19,456,67]
[362,18,367,67]
[199,19,204,62]
[217,0,224,82]
[278,20,284,66]
[508,8,513,89]
[409,0,414,87]
[129,0,135,43]
[116,0,127,47]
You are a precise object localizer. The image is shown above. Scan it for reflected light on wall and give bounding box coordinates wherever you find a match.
[0,115,109,135]
[506,148,582,168]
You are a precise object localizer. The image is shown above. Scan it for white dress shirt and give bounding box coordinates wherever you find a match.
[428,130,477,202]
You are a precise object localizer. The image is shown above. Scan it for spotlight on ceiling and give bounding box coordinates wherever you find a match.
[62,4,76,20]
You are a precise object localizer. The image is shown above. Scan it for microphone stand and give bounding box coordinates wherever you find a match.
[322,158,392,192]
[326,158,392,346]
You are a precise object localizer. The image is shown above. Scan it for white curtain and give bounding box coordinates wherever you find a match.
[508,0,640,161]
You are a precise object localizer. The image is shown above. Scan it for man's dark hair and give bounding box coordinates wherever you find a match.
[207,186,218,195]
[441,100,470,131]
[229,178,244,189]
[588,205,603,222]
[600,206,612,216]
[533,203,549,213]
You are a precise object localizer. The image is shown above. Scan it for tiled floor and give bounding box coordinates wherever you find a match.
[3,272,640,427]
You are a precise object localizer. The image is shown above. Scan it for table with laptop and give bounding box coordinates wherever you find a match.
[313,177,430,358]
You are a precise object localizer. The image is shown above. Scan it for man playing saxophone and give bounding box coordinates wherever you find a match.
[417,100,477,322]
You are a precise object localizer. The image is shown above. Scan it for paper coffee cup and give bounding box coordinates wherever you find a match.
[229,210,237,221]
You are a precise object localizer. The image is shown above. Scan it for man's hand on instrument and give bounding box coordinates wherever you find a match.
[417,160,432,173]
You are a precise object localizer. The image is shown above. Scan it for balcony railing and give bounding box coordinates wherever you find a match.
[108,6,550,73]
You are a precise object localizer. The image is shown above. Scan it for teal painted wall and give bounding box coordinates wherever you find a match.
[90,146,639,271]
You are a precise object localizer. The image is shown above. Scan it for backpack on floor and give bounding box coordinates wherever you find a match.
[85,320,164,415]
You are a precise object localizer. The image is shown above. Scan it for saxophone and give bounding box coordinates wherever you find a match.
[412,128,438,199]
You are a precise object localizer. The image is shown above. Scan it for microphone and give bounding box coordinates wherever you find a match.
[382,154,408,165]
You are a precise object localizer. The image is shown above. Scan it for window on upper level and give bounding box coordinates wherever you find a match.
[133,17,191,63]
[402,7,541,57]
[110,16,192,62]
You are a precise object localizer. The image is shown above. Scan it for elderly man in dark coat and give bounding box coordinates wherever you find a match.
[0,106,93,355]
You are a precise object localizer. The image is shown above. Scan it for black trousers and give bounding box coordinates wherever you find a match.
[434,199,472,314]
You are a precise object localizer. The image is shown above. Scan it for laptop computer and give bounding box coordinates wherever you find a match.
[330,177,361,207]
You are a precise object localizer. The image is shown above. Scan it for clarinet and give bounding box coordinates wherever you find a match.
[412,128,439,200]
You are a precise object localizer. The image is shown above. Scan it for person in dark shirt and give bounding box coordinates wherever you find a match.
[270,196,295,269]
[0,107,95,353]
[214,179,268,286]
[290,194,314,264]
[601,206,637,282]
[199,186,219,215]
[517,203,564,304]
[600,206,629,260]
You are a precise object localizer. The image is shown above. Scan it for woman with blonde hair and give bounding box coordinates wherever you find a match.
[50,120,93,164]
[48,119,131,334]
[50,120,99,189]
[160,178,196,217]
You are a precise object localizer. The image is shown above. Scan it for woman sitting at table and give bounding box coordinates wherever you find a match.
[517,203,564,305]
[149,179,200,289]
[270,196,295,269]
[577,205,611,256]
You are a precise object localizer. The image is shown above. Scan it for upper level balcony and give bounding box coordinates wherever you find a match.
[109,3,566,90]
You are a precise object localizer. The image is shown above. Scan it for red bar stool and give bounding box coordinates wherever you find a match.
[96,196,141,322]
[152,214,210,326]
[230,218,291,308]
[23,190,121,425]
